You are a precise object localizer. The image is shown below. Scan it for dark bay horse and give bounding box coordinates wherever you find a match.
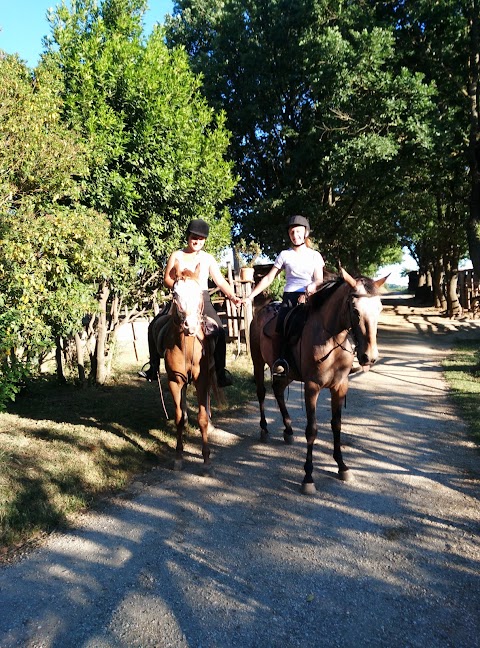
[156,260,217,473]
[250,267,386,494]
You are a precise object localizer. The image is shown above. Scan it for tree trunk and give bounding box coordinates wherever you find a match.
[55,336,66,384]
[74,332,86,384]
[95,282,110,385]
[444,262,462,318]
[466,0,480,277]
[431,262,446,310]
[415,267,433,304]
[446,274,461,318]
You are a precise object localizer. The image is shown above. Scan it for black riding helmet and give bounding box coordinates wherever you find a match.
[287,215,310,238]
[187,218,210,238]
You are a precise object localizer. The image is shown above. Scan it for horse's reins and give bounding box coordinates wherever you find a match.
[307,290,361,364]
[289,286,375,414]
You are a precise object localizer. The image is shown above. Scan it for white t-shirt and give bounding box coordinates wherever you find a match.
[274,247,324,292]
[171,249,214,290]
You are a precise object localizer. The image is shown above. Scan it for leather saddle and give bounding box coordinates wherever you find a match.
[262,302,308,345]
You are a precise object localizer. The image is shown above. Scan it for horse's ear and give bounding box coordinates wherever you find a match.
[374,274,389,288]
[193,263,201,280]
[340,266,357,288]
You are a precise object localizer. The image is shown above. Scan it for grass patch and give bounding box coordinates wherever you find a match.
[443,338,480,445]
[0,345,257,553]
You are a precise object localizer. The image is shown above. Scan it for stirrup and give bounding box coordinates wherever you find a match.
[272,358,289,379]
[138,363,157,382]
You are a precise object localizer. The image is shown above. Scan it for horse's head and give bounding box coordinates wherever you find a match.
[172,260,204,336]
[341,267,386,371]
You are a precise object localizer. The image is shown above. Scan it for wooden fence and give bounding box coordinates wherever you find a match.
[210,261,255,354]
[210,262,277,354]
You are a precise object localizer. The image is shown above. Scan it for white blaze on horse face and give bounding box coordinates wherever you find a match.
[174,279,203,336]
[353,286,383,370]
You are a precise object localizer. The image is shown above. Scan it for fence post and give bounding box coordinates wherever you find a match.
[241,278,253,355]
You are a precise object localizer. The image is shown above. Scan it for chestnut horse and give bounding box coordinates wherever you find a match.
[250,267,386,494]
[159,260,217,473]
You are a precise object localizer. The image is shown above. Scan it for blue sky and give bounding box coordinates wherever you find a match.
[0,1,173,68]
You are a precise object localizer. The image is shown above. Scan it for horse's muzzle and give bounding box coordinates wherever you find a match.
[358,354,378,371]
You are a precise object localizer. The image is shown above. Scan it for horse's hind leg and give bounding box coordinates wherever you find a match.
[272,380,294,444]
[331,383,352,481]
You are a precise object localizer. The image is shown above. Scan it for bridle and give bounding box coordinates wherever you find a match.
[312,283,377,362]
[347,287,379,343]
[172,278,205,337]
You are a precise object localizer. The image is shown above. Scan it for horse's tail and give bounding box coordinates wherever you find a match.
[210,369,226,408]
[206,337,226,408]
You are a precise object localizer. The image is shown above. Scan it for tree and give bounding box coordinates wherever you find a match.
[165,0,436,272]
[374,0,480,279]
[0,53,117,404]
[44,0,237,382]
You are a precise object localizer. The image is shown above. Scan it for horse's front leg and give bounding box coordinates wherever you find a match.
[272,379,294,444]
[195,382,211,475]
[301,381,321,494]
[169,381,186,471]
[331,381,352,481]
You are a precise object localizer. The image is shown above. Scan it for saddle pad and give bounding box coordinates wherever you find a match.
[283,304,308,343]
[262,302,281,338]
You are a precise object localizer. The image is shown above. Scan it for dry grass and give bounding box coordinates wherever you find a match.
[0,345,256,554]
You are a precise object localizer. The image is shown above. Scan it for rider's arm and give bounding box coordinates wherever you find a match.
[163,252,179,290]
[305,254,325,297]
[209,257,242,305]
[247,265,281,301]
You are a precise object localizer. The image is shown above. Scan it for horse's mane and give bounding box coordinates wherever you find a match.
[308,278,344,311]
[308,275,380,312]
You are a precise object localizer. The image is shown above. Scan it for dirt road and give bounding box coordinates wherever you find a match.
[0,297,479,648]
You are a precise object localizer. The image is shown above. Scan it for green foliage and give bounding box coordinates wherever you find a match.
[0,55,87,210]
[166,0,436,273]
[46,0,237,275]
[375,1,473,276]
[0,53,119,405]
[233,239,262,267]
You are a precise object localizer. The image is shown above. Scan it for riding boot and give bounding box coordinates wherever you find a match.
[138,357,159,382]
[271,334,289,380]
[213,328,233,387]
[138,311,168,381]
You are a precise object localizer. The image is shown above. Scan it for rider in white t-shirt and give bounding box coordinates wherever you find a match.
[246,215,324,379]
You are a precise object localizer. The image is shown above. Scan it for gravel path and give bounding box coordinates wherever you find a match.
[0,298,479,648]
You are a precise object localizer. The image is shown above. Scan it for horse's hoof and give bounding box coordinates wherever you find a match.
[301,482,316,495]
[260,430,269,443]
[173,459,183,471]
[283,432,294,445]
[338,469,353,482]
[201,464,213,477]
